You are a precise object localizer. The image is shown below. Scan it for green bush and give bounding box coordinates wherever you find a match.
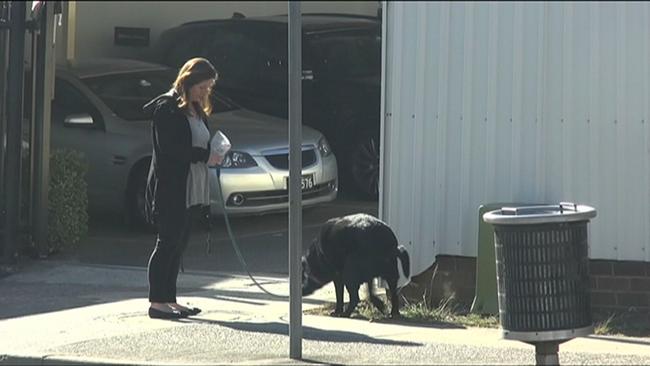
[47,148,88,252]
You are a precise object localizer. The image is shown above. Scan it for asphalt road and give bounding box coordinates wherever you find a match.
[71,197,378,276]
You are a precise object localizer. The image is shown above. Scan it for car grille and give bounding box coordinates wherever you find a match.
[264,149,317,170]
[225,180,336,207]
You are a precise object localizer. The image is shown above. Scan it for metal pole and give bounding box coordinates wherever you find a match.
[65,1,76,63]
[0,3,9,222]
[378,0,388,219]
[3,0,26,264]
[33,2,54,256]
[288,0,302,360]
[534,341,560,366]
[27,10,38,243]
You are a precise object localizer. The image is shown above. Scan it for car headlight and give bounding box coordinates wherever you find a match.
[221,151,258,168]
[318,136,332,157]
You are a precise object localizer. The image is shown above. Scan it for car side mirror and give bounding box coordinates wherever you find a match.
[64,113,94,126]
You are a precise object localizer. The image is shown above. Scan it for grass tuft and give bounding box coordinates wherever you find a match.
[304,293,500,328]
[593,310,650,337]
[306,294,650,337]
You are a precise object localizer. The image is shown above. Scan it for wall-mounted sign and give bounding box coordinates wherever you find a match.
[1,1,9,23]
[114,26,149,47]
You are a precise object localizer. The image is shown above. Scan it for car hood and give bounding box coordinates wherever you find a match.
[110,106,324,157]
[208,109,323,156]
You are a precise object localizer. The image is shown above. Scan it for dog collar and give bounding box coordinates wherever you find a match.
[307,271,328,286]
[305,258,329,286]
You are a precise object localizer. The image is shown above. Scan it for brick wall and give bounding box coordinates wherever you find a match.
[402,255,650,319]
[590,259,650,319]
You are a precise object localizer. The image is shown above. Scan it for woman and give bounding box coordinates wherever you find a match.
[143,58,221,319]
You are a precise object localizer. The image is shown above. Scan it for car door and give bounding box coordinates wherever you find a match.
[303,29,382,145]
[50,77,120,211]
[239,23,315,122]
[200,24,281,116]
[245,23,289,119]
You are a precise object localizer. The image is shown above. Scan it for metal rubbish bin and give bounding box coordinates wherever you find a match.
[483,202,597,365]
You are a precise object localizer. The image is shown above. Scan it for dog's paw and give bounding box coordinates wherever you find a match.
[369,299,385,314]
[329,310,344,317]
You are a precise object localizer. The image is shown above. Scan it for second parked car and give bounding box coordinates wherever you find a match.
[51,58,338,226]
[152,13,381,199]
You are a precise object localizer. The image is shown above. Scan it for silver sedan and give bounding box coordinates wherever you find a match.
[51,58,338,225]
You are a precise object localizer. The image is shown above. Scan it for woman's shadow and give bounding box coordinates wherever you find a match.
[181,317,423,346]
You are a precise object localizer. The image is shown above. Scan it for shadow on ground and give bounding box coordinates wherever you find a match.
[183,318,423,346]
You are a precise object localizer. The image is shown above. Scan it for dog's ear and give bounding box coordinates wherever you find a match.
[301,257,310,292]
[301,257,308,277]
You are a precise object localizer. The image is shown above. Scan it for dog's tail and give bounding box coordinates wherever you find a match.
[397,245,410,280]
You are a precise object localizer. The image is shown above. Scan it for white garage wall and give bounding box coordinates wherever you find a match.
[58,1,379,63]
[381,1,650,276]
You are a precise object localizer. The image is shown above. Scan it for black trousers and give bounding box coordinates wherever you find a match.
[147,205,204,303]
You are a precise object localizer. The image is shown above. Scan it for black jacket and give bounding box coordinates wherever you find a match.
[143,89,211,227]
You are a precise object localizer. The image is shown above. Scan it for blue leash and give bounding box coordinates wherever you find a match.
[206,167,289,299]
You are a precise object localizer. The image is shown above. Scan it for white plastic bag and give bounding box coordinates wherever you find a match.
[208,130,231,167]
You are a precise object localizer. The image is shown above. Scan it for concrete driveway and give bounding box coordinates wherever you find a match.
[4,261,650,365]
[71,198,378,275]
[7,199,650,365]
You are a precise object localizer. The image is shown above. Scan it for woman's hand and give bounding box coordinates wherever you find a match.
[207,151,224,167]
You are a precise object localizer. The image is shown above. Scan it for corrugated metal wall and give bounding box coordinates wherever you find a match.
[381,1,650,276]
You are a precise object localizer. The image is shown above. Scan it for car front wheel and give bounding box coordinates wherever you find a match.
[349,131,380,200]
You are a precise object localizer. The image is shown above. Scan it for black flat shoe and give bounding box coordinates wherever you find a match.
[177,307,201,316]
[186,307,201,316]
[148,307,186,319]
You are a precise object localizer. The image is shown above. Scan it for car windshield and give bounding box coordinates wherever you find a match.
[82,69,239,121]
[308,30,381,79]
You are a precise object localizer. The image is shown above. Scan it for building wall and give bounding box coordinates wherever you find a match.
[381,1,650,277]
[57,1,379,63]
[403,255,650,320]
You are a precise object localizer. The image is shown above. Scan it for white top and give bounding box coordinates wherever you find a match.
[186,114,211,208]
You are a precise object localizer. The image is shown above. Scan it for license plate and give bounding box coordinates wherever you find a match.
[285,174,314,191]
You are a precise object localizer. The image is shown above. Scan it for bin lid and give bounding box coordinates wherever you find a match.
[483,202,597,225]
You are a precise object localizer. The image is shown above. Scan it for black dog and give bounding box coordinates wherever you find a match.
[302,213,410,318]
